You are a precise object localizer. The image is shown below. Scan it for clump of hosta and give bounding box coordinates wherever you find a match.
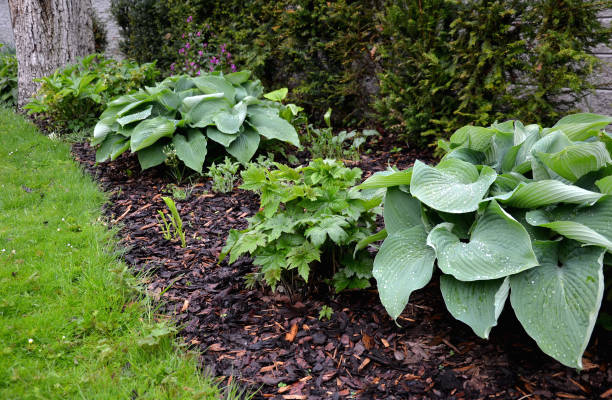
[92,71,301,173]
[358,113,612,368]
[220,159,380,292]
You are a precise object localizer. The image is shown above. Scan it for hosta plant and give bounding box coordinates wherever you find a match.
[93,71,300,173]
[220,159,380,292]
[358,113,612,368]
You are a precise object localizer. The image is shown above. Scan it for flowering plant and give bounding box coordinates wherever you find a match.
[171,16,236,77]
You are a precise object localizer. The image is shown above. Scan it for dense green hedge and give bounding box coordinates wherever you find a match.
[112,0,612,144]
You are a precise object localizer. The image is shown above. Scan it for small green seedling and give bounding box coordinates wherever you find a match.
[156,196,186,247]
[319,305,333,321]
[206,157,240,193]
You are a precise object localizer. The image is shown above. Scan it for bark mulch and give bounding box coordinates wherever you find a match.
[71,139,612,400]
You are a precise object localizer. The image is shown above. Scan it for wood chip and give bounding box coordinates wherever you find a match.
[381,338,390,347]
[260,361,283,373]
[282,395,306,400]
[285,324,298,342]
[207,343,225,352]
[113,204,132,223]
[600,388,612,398]
[569,378,589,393]
[358,357,371,372]
[556,393,586,399]
[180,299,189,312]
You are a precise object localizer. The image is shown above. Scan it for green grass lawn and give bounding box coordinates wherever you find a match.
[0,108,223,399]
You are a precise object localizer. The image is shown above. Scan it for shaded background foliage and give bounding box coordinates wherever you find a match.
[111,0,612,146]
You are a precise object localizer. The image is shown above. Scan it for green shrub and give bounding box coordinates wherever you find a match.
[220,159,380,292]
[358,113,612,369]
[376,0,612,144]
[111,0,381,126]
[93,71,301,173]
[0,45,17,107]
[25,54,159,131]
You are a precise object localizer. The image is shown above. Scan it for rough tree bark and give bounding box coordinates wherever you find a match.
[8,0,95,108]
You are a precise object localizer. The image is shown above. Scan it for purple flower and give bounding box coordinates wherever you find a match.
[170,63,175,71]
[186,15,193,23]
[209,66,214,71]
[197,70,202,76]
[196,31,201,37]
[178,48,185,54]
[181,33,185,39]
[198,50,203,57]
[203,42,208,48]
[220,44,226,53]
[210,56,219,65]
[185,42,190,49]
[226,52,231,59]
[231,64,237,72]
[190,61,195,66]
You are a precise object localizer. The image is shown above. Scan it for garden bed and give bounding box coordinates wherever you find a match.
[72,140,612,400]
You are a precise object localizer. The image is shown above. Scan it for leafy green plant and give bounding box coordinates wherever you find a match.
[358,113,612,369]
[220,159,380,292]
[305,108,379,161]
[206,157,240,193]
[93,71,301,173]
[0,45,17,107]
[319,305,333,321]
[24,54,159,131]
[156,196,186,247]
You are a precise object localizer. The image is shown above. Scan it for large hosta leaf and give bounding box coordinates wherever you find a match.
[526,197,612,252]
[92,119,113,145]
[248,107,300,147]
[490,180,604,208]
[192,75,235,103]
[137,141,167,170]
[383,187,422,233]
[116,106,152,127]
[510,240,605,368]
[546,113,612,141]
[535,141,611,182]
[410,159,497,213]
[356,169,412,189]
[206,126,239,147]
[183,95,229,128]
[95,134,129,162]
[130,116,176,152]
[226,127,260,163]
[373,225,436,321]
[440,275,509,339]
[427,200,538,281]
[449,126,497,151]
[172,129,208,173]
[596,176,612,194]
[213,101,247,134]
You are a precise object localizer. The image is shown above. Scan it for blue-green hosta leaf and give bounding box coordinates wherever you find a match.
[263,88,288,102]
[427,200,538,281]
[172,129,207,173]
[182,94,229,128]
[383,187,422,233]
[449,126,497,151]
[116,106,152,127]
[136,141,167,170]
[130,117,176,152]
[489,180,604,208]
[373,225,436,321]
[224,70,252,85]
[247,107,300,147]
[535,142,611,182]
[206,126,239,147]
[116,99,150,118]
[356,169,412,189]
[96,134,129,162]
[92,119,113,145]
[440,275,509,339]
[213,101,247,134]
[510,240,605,368]
[226,127,260,163]
[443,148,486,165]
[410,159,497,213]
[242,79,264,99]
[305,216,349,247]
[596,176,612,194]
[192,75,235,103]
[525,197,612,252]
[546,113,612,141]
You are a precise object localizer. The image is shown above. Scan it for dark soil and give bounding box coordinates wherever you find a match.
[71,139,612,400]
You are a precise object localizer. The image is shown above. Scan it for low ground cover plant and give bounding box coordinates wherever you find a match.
[25,54,159,131]
[305,108,379,161]
[0,45,17,107]
[220,159,380,292]
[358,113,612,368]
[93,71,301,173]
[206,157,240,193]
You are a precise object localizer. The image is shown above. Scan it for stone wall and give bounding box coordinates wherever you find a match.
[0,0,13,48]
[584,12,612,115]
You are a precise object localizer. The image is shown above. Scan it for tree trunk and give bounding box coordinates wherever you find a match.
[8,0,95,108]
